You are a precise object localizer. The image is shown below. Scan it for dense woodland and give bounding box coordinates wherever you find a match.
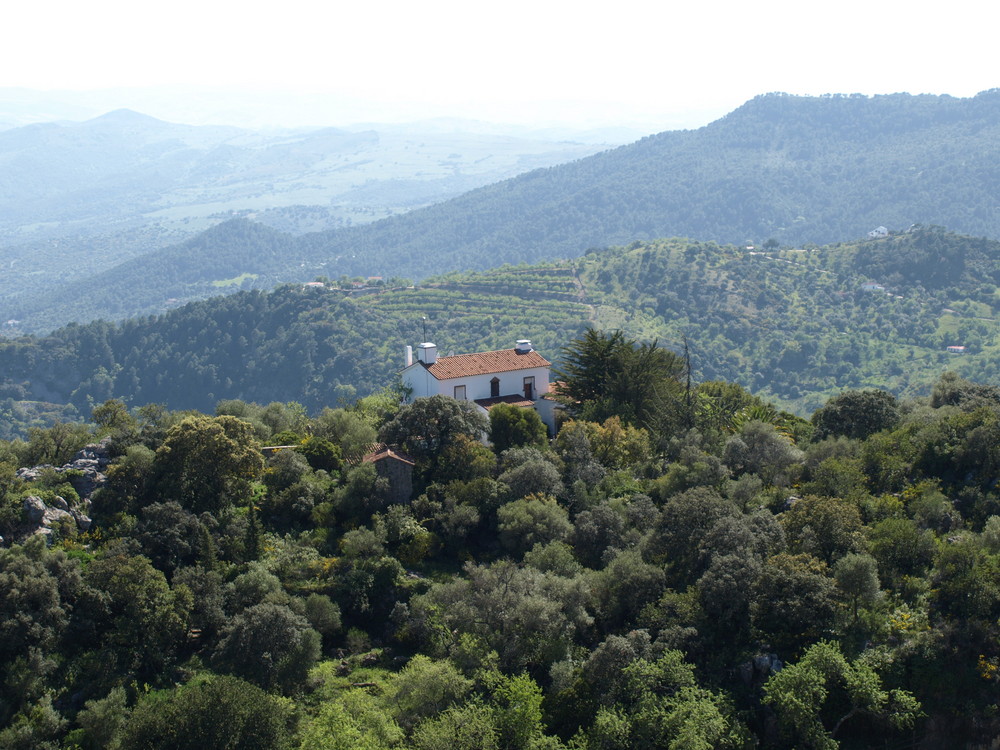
[4,227,1000,436]
[2,330,999,748]
[9,91,1000,330]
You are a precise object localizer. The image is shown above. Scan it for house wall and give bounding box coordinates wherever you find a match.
[402,363,438,401]
[373,456,413,504]
[535,397,559,434]
[402,364,550,402]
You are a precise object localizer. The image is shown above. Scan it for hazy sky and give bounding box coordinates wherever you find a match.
[4,0,996,131]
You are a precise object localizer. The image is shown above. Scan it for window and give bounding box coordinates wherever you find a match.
[523,376,535,400]
[490,377,500,398]
[454,385,467,400]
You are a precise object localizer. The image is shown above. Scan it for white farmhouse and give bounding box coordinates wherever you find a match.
[401,340,559,433]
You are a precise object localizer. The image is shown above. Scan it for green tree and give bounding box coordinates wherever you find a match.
[867,517,935,584]
[72,686,128,750]
[410,699,499,750]
[303,593,342,639]
[592,547,667,632]
[86,552,190,678]
[722,420,803,486]
[117,675,292,750]
[763,641,920,749]
[19,421,93,468]
[151,414,264,513]
[312,407,378,457]
[931,535,1000,621]
[930,371,1000,410]
[782,495,864,564]
[644,487,738,586]
[811,389,900,441]
[98,444,156,515]
[0,694,66,750]
[569,417,652,471]
[91,398,139,445]
[481,669,546,750]
[752,553,838,655]
[833,552,881,623]
[409,560,592,673]
[134,501,209,575]
[212,602,321,692]
[609,651,751,750]
[489,403,548,453]
[499,449,565,500]
[389,655,473,730]
[0,537,77,666]
[497,494,573,558]
[297,436,342,473]
[379,396,488,484]
[553,329,686,437]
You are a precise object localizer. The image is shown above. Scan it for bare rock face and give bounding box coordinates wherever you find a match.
[50,496,70,511]
[62,438,113,501]
[21,495,77,540]
[16,466,55,483]
[22,495,47,524]
[7,438,111,544]
[71,510,93,532]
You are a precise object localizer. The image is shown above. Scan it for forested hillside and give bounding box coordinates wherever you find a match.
[9,91,1000,332]
[1,345,999,748]
[293,90,1000,275]
[2,227,999,430]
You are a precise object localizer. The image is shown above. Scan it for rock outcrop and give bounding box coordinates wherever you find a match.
[9,438,111,543]
[21,494,81,542]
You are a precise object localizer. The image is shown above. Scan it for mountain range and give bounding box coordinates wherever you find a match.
[5,90,1000,334]
[0,109,617,330]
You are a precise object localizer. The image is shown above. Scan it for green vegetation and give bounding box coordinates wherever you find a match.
[2,355,999,747]
[5,227,1000,425]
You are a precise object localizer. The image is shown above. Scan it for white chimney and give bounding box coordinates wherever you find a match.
[405,345,413,367]
[516,339,533,353]
[417,342,437,364]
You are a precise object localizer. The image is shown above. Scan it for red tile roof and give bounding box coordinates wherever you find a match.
[363,446,415,466]
[422,348,550,380]
[344,442,415,466]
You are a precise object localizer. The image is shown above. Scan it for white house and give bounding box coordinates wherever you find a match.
[401,339,559,433]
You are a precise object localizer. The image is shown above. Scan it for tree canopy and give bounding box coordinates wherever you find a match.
[554,329,687,439]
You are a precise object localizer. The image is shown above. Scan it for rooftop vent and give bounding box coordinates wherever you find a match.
[417,342,437,364]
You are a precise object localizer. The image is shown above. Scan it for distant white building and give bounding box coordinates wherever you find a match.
[868,226,889,238]
[401,340,559,433]
[860,282,885,292]
[946,345,966,354]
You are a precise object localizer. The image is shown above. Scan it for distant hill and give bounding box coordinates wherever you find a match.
[0,109,611,241]
[4,227,999,421]
[0,110,615,327]
[9,91,1000,334]
[288,90,1000,276]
